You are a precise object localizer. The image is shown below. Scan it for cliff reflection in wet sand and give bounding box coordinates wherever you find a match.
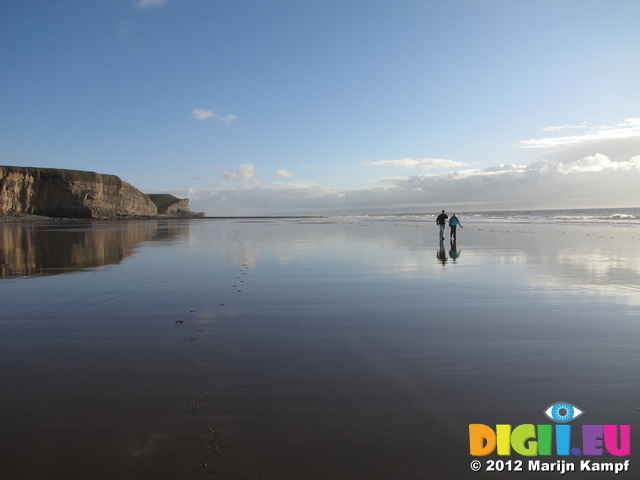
[0,220,189,278]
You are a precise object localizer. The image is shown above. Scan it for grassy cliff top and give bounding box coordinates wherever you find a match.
[0,165,121,184]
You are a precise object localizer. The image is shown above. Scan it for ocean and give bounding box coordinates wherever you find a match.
[337,206,640,226]
[1,209,638,479]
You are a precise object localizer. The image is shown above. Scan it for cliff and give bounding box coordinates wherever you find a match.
[0,166,157,218]
[147,194,192,216]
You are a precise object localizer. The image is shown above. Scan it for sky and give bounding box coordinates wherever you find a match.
[1,0,639,216]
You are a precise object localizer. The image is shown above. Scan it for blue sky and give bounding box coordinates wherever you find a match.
[1,0,639,215]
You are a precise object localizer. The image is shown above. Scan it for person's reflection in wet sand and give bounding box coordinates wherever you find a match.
[437,238,448,265]
[449,239,461,262]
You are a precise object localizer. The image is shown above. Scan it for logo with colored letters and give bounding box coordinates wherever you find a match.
[468,402,631,474]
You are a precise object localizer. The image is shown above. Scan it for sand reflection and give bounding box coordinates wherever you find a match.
[0,220,189,278]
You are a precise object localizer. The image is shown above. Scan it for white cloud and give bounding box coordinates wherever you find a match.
[135,0,168,9]
[541,123,588,132]
[192,108,237,123]
[223,163,256,182]
[273,181,316,189]
[518,118,640,149]
[277,169,293,178]
[188,154,640,216]
[375,154,640,210]
[481,164,527,173]
[218,114,237,123]
[363,157,469,169]
[555,153,635,174]
[535,153,640,175]
[192,108,214,121]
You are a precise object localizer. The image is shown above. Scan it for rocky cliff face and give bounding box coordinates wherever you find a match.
[163,198,191,215]
[147,194,192,215]
[0,166,158,218]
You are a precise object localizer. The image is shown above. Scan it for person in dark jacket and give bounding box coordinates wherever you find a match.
[436,210,448,239]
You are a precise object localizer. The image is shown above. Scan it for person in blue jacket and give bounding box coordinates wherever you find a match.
[448,214,463,239]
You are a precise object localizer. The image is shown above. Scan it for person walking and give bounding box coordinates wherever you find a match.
[449,214,462,239]
[436,210,448,240]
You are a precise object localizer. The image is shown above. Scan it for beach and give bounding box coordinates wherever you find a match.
[1,214,639,479]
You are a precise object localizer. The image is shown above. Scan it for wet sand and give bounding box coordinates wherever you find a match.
[0,218,639,479]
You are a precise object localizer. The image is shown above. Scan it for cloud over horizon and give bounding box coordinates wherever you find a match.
[187,154,640,216]
[518,118,640,149]
[277,169,293,178]
[363,157,470,170]
[222,164,258,189]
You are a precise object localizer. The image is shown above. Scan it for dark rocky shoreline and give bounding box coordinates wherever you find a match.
[0,212,201,222]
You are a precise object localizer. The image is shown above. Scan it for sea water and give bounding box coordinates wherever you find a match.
[338,207,640,226]
[1,214,639,479]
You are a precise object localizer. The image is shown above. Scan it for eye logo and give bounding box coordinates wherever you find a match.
[544,402,584,423]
